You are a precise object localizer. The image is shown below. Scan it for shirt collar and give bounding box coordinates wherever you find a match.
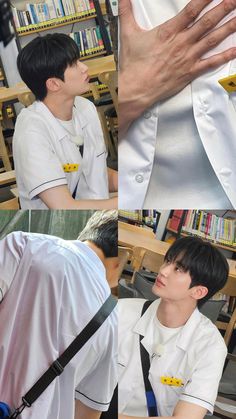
[34,99,88,141]
[133,299,202,354]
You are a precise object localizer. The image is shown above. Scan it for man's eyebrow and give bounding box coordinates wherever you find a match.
[175,260,186,269]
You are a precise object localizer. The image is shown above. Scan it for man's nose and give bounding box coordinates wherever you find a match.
[159,262,171,277]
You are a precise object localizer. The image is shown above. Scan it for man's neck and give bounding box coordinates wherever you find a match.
[43,94,75,121]
[157,298,197,328]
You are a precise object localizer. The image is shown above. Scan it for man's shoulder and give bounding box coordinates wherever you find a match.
[190,309,227,352]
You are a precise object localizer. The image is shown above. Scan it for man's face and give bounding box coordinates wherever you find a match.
[152,257,193,302]
[62,60,90,96]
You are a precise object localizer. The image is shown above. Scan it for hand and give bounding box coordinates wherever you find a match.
[119,0,236,135]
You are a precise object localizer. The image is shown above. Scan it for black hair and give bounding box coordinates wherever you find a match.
[78,210,118,258]
[17,33,80,101]
[165,236,229,307]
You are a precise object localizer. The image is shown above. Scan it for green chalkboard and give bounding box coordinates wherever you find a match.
[0,210,95,239]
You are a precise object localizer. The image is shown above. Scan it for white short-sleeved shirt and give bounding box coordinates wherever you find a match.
[0,232,117,419]
[13,97,109,209]
[119,0,236,209]
[119,298,227,417]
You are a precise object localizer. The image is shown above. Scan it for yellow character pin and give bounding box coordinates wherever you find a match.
[218,74,236,93]
[63,164,79,173]
[160,376,183,387]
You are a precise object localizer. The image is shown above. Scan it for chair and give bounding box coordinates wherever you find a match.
[216,275,236,347]
[90,82,117,159]
[98,71,118,114]
[131,246,164,283]
[0,102,12,171]
[0,196,19,209]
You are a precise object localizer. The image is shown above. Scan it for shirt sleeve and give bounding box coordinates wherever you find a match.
[14,117,67,199]
[0,232,26,301]
[75,309,118,412]
[180,341,227,414]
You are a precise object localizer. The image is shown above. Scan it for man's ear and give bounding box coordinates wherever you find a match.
[190,285,208,302]
[46,77,62,93]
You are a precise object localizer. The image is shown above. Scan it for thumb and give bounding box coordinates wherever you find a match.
[119,0,140,34]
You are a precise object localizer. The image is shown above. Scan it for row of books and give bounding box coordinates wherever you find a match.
[69,27,104,57]
[119,210,159,228]
[182,210,236,247]
[12,0,96,30]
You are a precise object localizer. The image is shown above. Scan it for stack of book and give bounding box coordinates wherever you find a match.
[119,210,143,223]
[69,27,104,56]
[182,210,236,248]
[12,0,95,29]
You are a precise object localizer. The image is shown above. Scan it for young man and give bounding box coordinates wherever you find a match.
[0,210,118,419]
[119,236,229,419]
[13,34,117,209]
[119,0,236,209]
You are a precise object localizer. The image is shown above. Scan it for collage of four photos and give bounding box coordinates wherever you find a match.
[0,0,236,418]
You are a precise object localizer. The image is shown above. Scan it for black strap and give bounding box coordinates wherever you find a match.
[139,300,158,417]
[72,145,83,199]
[9,294,117,418]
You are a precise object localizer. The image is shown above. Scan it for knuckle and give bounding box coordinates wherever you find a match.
[223,0,236,13]
[185,3,198,20]
[206,36,218,47]
[200,15,214,30]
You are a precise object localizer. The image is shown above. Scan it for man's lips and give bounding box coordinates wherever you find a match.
[155,276,165,287]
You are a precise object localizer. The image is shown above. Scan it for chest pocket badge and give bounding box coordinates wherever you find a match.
[160,377,184,387]
[218,74,236,93]
[63,164,79,172]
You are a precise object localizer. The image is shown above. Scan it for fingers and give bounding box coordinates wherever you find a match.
[194,47,236,75]
[119,0,139,35]
[170,0,214,33]
[190,0,236,41]
[193,16,236,56]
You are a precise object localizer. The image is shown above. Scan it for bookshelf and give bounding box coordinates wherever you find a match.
[11,0,112,58]
[118,210,161,234]
[163,210,236,253]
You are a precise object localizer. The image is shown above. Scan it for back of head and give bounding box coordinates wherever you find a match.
[17,33,80,101]
[78,210,118,258]
[165,236,229,306]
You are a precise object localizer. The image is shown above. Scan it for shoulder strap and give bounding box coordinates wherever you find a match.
[139,300,158,417]
[9,294,117,419]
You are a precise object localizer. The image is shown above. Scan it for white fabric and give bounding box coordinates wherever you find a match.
[13,96,109,209]
[119,0,236,209]
[0,232,117,419]
[143,84,232,209]
[118,298,227,417]
[56,118,84,146]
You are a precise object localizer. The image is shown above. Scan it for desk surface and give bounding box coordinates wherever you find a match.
[118,222,236,278]
[118,221,169,255]
[0,55,116,103]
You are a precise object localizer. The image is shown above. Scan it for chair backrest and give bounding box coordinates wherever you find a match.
[0,196,19,209]
[215,274,236,347]
[118,246,133,280]
[98,71,118,114]
[200,300,227,324]
[131,246,164,283]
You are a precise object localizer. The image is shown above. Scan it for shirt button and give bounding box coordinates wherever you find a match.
[143,111,152,119]
[135,174,144,183]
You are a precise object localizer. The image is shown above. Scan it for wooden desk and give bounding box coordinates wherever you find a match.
[118,221,169,256]
[85,55,116,78]
[118,221,236,279]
